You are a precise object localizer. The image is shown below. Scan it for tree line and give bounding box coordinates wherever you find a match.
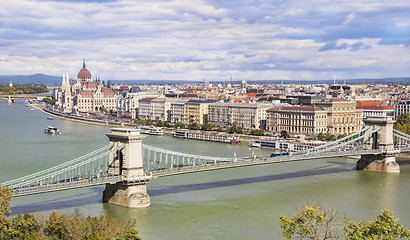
[0,185,140,239]
[0,84,49,95]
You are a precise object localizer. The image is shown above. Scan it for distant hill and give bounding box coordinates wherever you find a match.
[0,74,61,85]
[1,74,410,86]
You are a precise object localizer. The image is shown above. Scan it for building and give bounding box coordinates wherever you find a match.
[184,99,216,125]
[169,99,189,123]
[356,100,394,119]
[395,100,410,119]
[54,60,117,114]
[266,106,328,136]
[314,99,363,135]
[208,102,276,130]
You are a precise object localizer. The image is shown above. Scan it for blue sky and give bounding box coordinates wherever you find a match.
[1,0,410,81]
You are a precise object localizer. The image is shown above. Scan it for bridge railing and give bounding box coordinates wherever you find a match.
[3,144,125,190]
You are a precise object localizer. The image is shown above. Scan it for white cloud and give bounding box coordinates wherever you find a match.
[0,0,410,80]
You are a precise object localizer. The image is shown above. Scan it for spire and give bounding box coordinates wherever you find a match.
[83,58,86,68]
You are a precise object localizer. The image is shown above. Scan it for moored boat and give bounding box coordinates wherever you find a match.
[44,126,61,134]
[173,130,240,144]
[249,139,324,152]
[139,126,163,135]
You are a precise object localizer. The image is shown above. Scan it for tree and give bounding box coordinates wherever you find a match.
[201,123,214,131]
[174,122,185,129]
[188,122,200,130]
[250,129,265,136]
[228,121,243,134]
[0,184,12,218]
[280,130,289,139]
[317,132,325,141]
[344,210,410,240]
[0,185,141,239]
[154,119,164,127]
[279,204,341,240]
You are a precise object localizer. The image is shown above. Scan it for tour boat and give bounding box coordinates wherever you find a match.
[44,126,61,134]
[139,126,163,135]
[47,117,53,120]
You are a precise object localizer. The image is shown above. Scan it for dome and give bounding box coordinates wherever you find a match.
[77,60,92,81]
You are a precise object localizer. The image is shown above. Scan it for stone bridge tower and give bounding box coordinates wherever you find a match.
[356,116,400,173]
[103,128,152,208]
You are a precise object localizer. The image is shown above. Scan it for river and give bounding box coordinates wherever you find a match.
[1,98,409,240]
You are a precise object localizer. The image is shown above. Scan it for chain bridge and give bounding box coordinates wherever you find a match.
[2,116,410,208]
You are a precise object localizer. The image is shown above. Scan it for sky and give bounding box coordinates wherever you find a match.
[1,0,410,81]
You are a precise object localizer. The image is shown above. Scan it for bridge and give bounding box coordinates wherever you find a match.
[2,116,410,208]
[1,93,49,103]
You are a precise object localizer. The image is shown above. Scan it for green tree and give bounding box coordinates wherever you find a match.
[250,129,265,136]
[154,120,164,127]
[279,204,341,240]
[174,122,185,129]
[317,132,325,141]
[201,122,214,131]
[345,210,410,240]
[188,122,200,130]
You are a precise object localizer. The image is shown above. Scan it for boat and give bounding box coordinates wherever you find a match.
[47,117,53,120]
[30,108,35,111]
[173,130,241,144]
[44,126,61,134]
[248,139,324,152]
[139,126,163,135]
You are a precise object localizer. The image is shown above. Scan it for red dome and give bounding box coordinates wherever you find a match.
[77,60,92,80]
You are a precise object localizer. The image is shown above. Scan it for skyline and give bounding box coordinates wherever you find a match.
[1,0,410,81]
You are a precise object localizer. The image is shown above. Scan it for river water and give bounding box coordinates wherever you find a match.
[1,99,409,240]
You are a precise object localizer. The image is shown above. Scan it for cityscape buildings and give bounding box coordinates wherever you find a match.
[52,63,408,138]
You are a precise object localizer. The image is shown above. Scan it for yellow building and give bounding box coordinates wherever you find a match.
[184,99,215,125]
[314,99,363,135]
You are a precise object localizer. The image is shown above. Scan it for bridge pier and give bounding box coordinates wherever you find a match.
[103,128,151,208]
[356,117,400,173]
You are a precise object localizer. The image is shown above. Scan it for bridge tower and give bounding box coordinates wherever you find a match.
[356,116,400,173]
[103,128,152,208]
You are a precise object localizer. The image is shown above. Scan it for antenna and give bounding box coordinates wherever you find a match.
[333,74,336,85]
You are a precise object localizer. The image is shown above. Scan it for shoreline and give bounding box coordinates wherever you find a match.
[34,104,262,142]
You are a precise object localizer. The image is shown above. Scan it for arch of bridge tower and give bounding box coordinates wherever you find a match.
[356,116,400,173]
[103,128,151,208]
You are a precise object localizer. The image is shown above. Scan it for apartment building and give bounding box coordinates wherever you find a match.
[208,102,276,130]
[184,99,216,125]
[314,99,363,135]
[266,106,328,136]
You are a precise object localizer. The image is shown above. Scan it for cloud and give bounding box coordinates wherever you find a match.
[0,0,410,80]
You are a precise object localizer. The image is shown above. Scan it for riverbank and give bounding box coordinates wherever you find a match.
[35,105,261,142]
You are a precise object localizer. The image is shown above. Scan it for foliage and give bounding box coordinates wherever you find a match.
[317,132,325,141]
[200,122,214,131]
[188,122,200,130]
[0,184,12,218]
[42,97,56,105]
[0,185,141,240]
[0,84,49,95]
[394,114,410,135]
[250,129,265,136]
[337,134,347,140]
[325,133,337,142]
[280,130,289,139]
[174,122,185,129]
[344,210,410,240]
[228,121,243,134]
[154,119,164,127]
[279,204,341,240]
[280,204,410,240]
